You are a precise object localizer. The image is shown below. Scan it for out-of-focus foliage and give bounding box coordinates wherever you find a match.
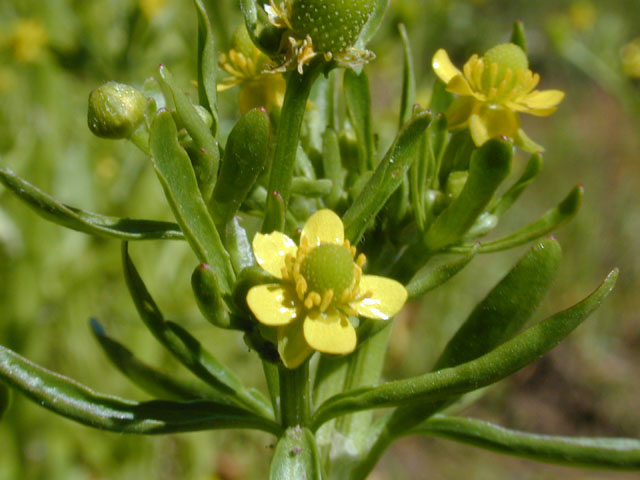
[1,0,639,478]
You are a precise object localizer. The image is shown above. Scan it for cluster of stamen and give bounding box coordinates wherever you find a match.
[463,54,539,104]
[280,238,370,314]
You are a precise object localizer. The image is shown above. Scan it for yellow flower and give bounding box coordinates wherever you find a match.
[8,19,48,63]
[247,210,407,368]
[218,26,286,114]
[621,37,640,79]
[432,43,565,152]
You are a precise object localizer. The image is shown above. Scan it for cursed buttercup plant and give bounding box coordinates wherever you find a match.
[0,1,639,478]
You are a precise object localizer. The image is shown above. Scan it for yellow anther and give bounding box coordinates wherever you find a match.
[356,253,366,268]
[296,277,308,300]
[320,289,334,312]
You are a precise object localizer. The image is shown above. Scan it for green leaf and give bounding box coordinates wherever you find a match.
[490,153,543,218]
[343,109,433,244]
[413,414,640,470]
[0,381,10,421]
[398,23,416,128]
[122,243,272,419]
[311,269,617,429]
[193,0,219,135]
[449,185,583,254]
[0,167,183,240]
[157,64,219,198]
[510,20,527,53]
[191,264,233,329]
[428,79,454,117]
[344,69,374,171]
[290,178,333,197]
[0,345,280,435]
[406,246,478,299]
[322,127,344,209]
[270,427,323,480]
[424,139,512,252]
[434,237,562,369]
[90,318,218,401]
[355,0,389,49]
[150,110,234,293]
[211,108,270,227]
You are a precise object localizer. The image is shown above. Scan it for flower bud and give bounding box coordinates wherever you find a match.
[88,82,147,139]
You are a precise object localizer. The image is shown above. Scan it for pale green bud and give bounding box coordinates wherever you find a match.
[88,81,147,139]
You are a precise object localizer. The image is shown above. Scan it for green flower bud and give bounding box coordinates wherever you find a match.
[290,0,375,53]
[88,82,147,139]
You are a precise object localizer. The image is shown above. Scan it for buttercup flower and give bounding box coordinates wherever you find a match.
[621,37,640,78]
[218,26,286,114]
[432,43,565,152]
[264,0,376,73]
[247,210,407,368]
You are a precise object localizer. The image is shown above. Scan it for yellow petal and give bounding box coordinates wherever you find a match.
[354,275,408,320]
[301,209,344,247]
[247,284,299,326]
[446,74,474,96]
[469,113,490,146]
[514,89,565,116]
[303,312,356,355]
[278,321,313,369]
[432,49,463,84]
[253,232,297,278]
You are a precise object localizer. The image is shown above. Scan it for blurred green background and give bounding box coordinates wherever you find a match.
[1,0,639,479]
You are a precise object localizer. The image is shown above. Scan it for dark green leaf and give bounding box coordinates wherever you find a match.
[413,414,640,470]
[211,108,270,227]
[449,185,583,254]
[191,264,233,329]
[406,246,478,299]
[0,167,183,240]
[344,69,374,171]
[193,0,219,135]
[434,237,562,369]
[0,345,279,435]
[343,109,433,243]
[270,427,322,480]
[424,139,512,252]
[90,318,218,401]
[311,269,617,429]
[150,110,234,293]
[122,243,272,419]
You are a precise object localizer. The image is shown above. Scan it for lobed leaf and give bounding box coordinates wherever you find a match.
[343,109,433,243]
[122,243,272,419]
[0,167,183,240]
[150,110,234,292]
[193,0,219,135]
[423,138,512,252]
[90,319,215,401]
[449,185,583,254]
[311,269,617,429]
[0,345,279,435]
[490,153,543,218]
[413,414,640,470]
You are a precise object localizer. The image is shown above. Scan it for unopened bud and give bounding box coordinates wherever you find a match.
[88,82,146,139]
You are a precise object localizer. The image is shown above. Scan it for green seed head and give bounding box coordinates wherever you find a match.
[301,243,355,297]
[482,43,529,89]
[290,0,376,53]
[88,82,146,139]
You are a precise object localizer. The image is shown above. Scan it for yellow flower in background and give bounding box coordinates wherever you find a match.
[138,0,167,20]
[432,43,565,152]
[247,210,407,368]
[8,19,48,63]
[621,37,640,78]
[218,26,286,114]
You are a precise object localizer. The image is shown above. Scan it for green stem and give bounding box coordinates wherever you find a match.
[263,62,323,233]
[279,362,311,428]
[263,361,281,423]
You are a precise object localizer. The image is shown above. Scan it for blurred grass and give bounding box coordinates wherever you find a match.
[1,0,639,479]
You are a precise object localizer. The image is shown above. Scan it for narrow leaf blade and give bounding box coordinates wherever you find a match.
[414,414,640,470]
[312,270,617,429]
[0,345,279,434]
[270,427,323,480]
[0,167,183,240]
